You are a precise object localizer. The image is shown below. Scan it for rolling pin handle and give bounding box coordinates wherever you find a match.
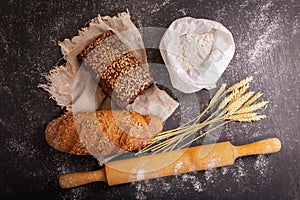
[59,168,107,189]
[235,138,281,158]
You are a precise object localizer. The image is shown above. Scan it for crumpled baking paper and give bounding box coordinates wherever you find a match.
[127,84,179,122]
[160,17,235,93]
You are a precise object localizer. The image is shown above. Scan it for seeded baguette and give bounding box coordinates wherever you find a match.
[77,30,153,108]
[45,110,163,155]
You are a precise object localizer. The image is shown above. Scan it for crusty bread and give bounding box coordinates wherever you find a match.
[45,110,162,155]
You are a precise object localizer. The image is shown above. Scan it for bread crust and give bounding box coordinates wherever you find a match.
[45,110,162,155]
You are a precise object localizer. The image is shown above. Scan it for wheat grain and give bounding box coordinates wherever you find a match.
[235,101,269,114]
[218,89,237,110]
[225,114,266,122]
[233,83,250,101]
[242,92,263,108]
[225,84,250,109]
[226,76,253,93]
[226,92,254,115]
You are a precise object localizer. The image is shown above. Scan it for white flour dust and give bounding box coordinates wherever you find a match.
[131,154,272,199]
[232,158,247,183]
[236,0,290,64]
[132,178,171,200]
[174,161,183,173]
[207,158,221,169]
[254,154,271,178]
[149,0,170,14]
[136,169,146,181]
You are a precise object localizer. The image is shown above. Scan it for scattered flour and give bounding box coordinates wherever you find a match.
[174,161,183,173]
[193,180,204,192]
[207,158,221,169]
[182,173,207,191]
[149,0,170,14]
[6,137,37,160]
[129,168,146,182]
[238,0,289,64]
[254,154,270,177]
[292,14,299,36]
[132,155,272,198]
[232,158,247,183]
[137,169,146,181]
[221,166,229,175]
[178,8,187,16]
[133,178,170,200]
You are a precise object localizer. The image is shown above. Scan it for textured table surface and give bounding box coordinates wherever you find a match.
[1,0,299,199]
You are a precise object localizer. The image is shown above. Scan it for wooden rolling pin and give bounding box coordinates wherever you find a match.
[59,138,281,188]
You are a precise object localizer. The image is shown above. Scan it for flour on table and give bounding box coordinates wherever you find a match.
[232,158,247,183]
[235,0,290,64]
[132,154,272,199]
[254,154,270,177]
[182,173,207,191]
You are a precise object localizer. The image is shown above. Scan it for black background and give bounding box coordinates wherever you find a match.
[1,0,299,199]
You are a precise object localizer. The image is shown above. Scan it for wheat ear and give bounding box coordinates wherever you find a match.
[226,76,253,93]
[235,101,269,114]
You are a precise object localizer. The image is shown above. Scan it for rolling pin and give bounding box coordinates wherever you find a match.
[59,138,281,189]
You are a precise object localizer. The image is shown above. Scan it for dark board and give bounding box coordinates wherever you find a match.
[1,0,299,199]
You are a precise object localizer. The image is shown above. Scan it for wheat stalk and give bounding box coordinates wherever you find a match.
[137,77,269,155]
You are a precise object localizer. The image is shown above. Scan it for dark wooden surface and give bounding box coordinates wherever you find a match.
[1,0,299,199]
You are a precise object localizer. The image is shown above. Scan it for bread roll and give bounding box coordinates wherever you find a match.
[45,110,162,155]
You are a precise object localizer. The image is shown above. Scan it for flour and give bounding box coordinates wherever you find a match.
[207,158,221,169]
[247,20,281,64]
[235,0,290,64]
[254,154,270,177]
[174,161,183,173]
[182,173,207,191]
[6,137,38,161]
[160,17,235,93]
[177,31,215,74]
[132,154,272,199]
[292,15,299,36]
[137,169,146,181]
[232,158,247,183]
[221,166,229,175]
[133,178,170,200]
[193,180,205,192]
[129,168,146,182]
[150,0,170,14]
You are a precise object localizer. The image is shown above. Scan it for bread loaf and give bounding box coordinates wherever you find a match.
[45,110,162,155]
[77,30,153,108]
